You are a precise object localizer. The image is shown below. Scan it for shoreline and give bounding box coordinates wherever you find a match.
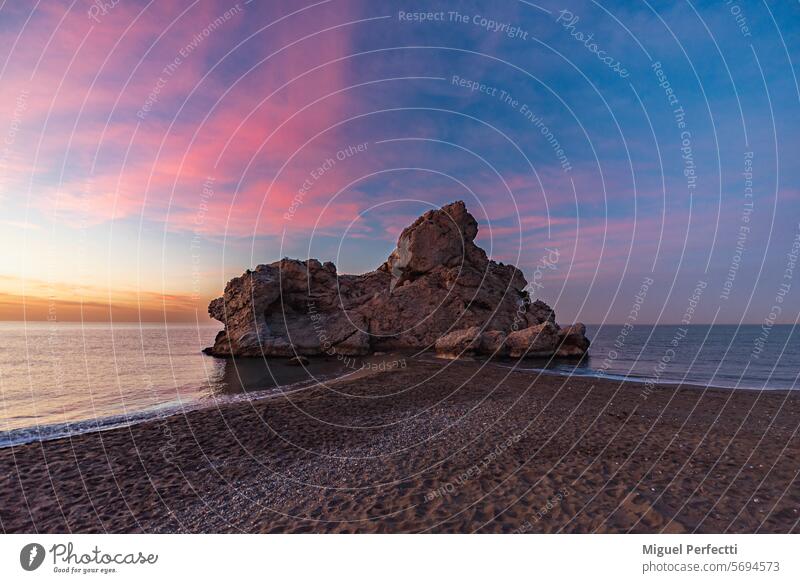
[0,361,386,449]
[494,361,797,394]
[0,354,795,449]
[2,358,799,533]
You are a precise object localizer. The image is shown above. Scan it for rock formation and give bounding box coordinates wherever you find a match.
[205,201,590,360]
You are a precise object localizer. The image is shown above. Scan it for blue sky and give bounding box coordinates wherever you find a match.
[0,0,798,324]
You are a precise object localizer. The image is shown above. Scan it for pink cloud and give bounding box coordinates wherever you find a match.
[2,0,372,238]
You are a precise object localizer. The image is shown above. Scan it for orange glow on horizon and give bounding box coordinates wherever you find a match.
[0,279,214,323]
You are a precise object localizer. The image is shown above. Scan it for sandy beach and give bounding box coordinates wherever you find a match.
[1,357,799,534]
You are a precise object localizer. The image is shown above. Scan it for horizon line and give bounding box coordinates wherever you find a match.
[0,319,794,327]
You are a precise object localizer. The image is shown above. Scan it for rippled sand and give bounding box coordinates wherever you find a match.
[1,358,799,533]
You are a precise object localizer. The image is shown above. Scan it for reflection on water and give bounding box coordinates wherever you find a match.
[0,322,796,447]
[0,323,225,434]
[214,353,407,394]
[513,325,799,391]
[0,322,410,446]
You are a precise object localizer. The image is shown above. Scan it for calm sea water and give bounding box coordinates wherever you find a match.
[0,322,797,447]
[0,322,363,447]
[523,324,799,392]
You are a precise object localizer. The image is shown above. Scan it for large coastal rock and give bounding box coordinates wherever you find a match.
[205,201,589,359]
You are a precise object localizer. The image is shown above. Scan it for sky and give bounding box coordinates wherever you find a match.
[0,0,798,325]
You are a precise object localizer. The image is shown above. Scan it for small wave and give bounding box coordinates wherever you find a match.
[0,407,183,448]
[0,368,360,449]
[498,363,790,392]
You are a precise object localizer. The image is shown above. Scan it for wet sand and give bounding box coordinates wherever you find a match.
[1,358,799,533]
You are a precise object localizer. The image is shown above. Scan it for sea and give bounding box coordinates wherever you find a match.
[0,322,797,447]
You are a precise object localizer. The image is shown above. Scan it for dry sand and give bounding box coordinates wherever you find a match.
[1,358,799,533]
